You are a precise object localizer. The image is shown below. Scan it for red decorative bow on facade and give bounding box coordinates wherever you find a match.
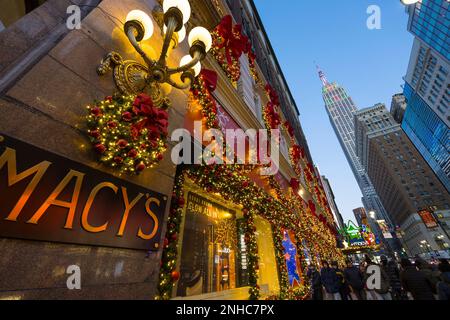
[215,15,250,65]
[200,69,218,93]
[284,121,295,138]
[290,178,300,192]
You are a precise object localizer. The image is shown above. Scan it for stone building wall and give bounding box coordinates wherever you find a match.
[0,0,190,299]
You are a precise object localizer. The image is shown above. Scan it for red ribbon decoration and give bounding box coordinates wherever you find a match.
[291,145,302,162]
[131,94,169,142]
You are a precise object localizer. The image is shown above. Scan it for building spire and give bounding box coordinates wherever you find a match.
[316,64,329,86]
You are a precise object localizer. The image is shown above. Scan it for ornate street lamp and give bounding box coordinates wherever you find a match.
[98,0,212,108]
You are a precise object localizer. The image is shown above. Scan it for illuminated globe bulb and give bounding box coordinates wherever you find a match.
[400,0,419,4]
[180,55,201,76]
[188,27,212,52]
[163,0,191,24]
[164,25,186,42]
[126,10,154,40]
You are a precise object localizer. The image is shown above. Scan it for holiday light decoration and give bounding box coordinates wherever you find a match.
[190,69,220,129]
[86,94,168,174]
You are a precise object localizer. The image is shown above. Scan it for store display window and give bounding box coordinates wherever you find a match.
[176,191,242,297]
[254,216,280,296]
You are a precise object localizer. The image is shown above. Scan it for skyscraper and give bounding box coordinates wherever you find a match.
[406,0,449,61]
[354,104,450,255]
[390,93,407,124]
[353,207,367,228]
[318,67,396,251]
[402,0,449,193]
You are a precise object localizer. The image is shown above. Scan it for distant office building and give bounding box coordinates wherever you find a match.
[390,93,407,124]
[355,104,450,256]
[402,1,449,194]
[321,175,345,230]
[353,207,367,228]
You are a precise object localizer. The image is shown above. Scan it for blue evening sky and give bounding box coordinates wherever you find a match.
[254,0,413,223]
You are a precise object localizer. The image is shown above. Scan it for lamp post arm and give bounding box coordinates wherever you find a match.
[166,73,193,90]
[158,17,178,66]
[167,51,202,75]
[126,27,154,67]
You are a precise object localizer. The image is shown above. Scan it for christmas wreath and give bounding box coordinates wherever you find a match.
[86,94,169,174]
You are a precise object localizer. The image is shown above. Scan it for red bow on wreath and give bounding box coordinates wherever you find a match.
[131,94,169,142]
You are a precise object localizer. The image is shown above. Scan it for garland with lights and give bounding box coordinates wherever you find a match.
[156,170,185,300]
[190,69,220,129]
[86,94,168,174]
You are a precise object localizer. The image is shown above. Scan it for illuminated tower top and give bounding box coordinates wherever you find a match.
[317,65,329,87]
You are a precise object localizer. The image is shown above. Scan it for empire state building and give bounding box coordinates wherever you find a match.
[318,67,393,230]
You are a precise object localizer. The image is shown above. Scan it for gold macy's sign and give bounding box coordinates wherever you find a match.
[0,134,167,250]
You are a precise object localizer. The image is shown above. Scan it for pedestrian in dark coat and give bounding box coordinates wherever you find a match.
[307,265,323,300]
[415,258,441,294]
[376,257,392,300]
[332,261,350,300]
[437,260,450,301]
[384,258,403,300]
[400,258,435,300]
[320,261,341,300]
[344,260,366,300]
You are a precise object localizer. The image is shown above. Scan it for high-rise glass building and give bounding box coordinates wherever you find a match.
[318,68,396,245]
[403,0,450,193]
[407,0,449,61]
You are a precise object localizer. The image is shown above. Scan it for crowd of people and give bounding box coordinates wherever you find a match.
[305,255,450,300]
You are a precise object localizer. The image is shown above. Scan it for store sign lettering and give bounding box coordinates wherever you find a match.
[0,134,167,250]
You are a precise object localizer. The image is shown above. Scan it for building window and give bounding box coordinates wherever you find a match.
[0,0,47,30]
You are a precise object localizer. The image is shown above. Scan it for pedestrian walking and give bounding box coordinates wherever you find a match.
[376,256,392,300]
[382,256,404,300]
[332,261,350,300]
[307,264,323,300]
[415,258,441,295]
[400,258,435,300]
[320,261,341,300]
[437,259,450,301]
[344,259,366,300]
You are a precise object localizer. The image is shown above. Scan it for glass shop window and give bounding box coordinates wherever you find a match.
[254,216,280,296]
[0,0,47,30]
[176,192,243,298]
